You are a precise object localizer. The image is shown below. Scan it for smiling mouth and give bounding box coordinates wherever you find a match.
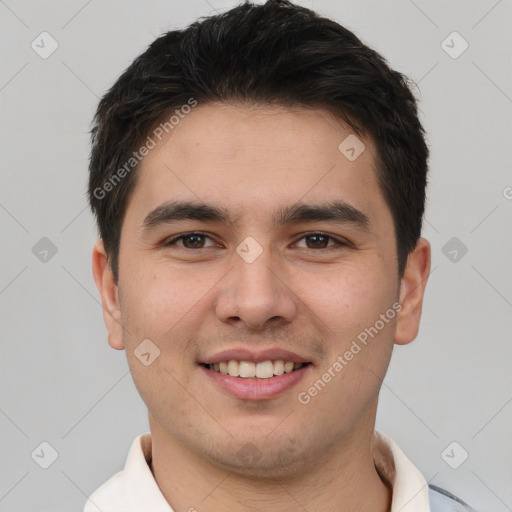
[201,360,312,379]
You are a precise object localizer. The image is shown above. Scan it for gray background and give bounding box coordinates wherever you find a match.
[0,0,511,510]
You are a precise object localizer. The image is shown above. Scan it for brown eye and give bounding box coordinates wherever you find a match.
[164,232,216,249]
[295,233,344,250]
[181,234,206,248]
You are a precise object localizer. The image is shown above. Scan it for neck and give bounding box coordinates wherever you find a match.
[148,410,392,512]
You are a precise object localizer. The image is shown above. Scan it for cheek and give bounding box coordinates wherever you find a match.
[119,262,221,374]
[119,266,200,422]
[298,260,396,333]
[294,265,396,420]
[122,261,195,329]
[296,260,397,390]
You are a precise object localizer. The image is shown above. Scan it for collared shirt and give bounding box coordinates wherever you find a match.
[84,430,472,512]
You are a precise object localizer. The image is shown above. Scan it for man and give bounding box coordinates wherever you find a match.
[86,1,473,510]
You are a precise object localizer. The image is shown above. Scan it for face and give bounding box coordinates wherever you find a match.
[93,103,430,477]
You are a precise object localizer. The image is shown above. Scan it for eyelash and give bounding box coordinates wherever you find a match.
[163,231,349,251]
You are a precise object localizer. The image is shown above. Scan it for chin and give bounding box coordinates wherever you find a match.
[205,440,310,480]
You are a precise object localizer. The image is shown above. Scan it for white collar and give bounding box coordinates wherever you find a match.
[84,430,430,512]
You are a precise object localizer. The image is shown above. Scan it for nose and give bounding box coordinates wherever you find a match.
[214,241,298,331]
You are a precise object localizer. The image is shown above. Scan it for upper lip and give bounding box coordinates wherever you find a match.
[200,347,313,365]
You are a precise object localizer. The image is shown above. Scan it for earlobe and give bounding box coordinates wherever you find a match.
[91,239,125,350]
[394,238,431,346]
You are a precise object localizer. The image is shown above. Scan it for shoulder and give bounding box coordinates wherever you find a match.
[428,484,473,512]
[84,470,130,512]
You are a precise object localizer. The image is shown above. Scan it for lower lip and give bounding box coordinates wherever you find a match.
[200,364,311,401]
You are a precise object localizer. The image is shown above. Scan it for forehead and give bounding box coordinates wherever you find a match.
[124,103,390,230]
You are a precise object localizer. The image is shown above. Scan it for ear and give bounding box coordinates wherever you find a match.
[91,239,125,350]
[394,237,431,346]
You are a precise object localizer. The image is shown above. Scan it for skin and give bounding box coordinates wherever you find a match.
[92,103,431,512]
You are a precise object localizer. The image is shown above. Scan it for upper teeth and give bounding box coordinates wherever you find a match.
[209,360,304,379]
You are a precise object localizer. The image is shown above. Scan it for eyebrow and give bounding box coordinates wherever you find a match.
[141,199,370,233]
